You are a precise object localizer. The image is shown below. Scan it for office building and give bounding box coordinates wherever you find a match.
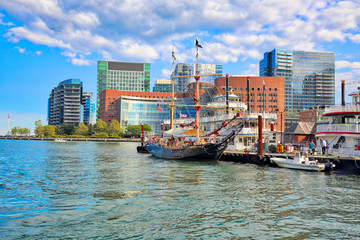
[215,76,285,130]
[260,49,335,112]
[153,79,173,92]
[97,60,150,118]
[82,92,95,125]
[173,63,222,93]
[99,89,172,131]
[48,79,83,126]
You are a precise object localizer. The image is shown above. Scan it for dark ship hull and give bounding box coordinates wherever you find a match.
[146,141,228,160]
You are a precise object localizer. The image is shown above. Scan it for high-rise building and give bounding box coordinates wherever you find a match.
[97,61,150,119]
[173,63,222,93]
[82,92,95,126]
[260,49,335,112]
[48,79,83,126]
[153,79,173,92]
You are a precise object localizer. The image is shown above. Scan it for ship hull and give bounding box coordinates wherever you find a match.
[146,142,228,160]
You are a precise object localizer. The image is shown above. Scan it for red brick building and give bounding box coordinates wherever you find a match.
[215,76,285,130]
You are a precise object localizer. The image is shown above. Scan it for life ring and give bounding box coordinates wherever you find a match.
[356,102,360,105]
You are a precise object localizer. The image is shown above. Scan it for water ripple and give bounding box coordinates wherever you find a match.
[0,140,360,239]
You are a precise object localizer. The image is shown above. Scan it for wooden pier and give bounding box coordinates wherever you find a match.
[221,150,360,174]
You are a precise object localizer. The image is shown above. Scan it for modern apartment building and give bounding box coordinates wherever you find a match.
[153,79,172,92]
[48,79,83,126]
[173,63,222,93]
[97,60,150,118]
[259,49,335,113]
[82,92,95,126]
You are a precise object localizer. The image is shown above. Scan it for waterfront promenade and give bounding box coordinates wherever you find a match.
[0,136,140,142]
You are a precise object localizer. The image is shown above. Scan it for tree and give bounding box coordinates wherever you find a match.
[109,119,122,137]
[11,127,20,136]
[125,124,152,137]
[75,123,89,135]
[18,127,30,136]
[43,125,56,137]
[34,120,44,137]
[56,123,76,135]
[93,119,108,133]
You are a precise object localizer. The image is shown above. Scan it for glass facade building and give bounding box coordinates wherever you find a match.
[97,61,150,118]
[173,63,223,93]
[82,92,95,126]
[48,79,83,126]
[260,49,335,112]
[118,96,171,132]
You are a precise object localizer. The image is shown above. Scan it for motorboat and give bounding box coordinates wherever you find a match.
[54,138,66,142]
[271,151,335,171]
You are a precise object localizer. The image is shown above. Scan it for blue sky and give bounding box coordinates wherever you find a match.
[0,0,360,135]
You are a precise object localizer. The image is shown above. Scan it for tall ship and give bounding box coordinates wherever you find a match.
[146,38,247,160]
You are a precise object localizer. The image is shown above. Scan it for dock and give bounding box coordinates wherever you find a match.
[221,150,360,174]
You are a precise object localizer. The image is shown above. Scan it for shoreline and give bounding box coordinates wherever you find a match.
[0,136,141,142]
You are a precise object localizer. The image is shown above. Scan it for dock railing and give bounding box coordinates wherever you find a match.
[317,123,359,133]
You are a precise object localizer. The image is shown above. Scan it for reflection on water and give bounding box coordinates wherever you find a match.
[0,140,360,239]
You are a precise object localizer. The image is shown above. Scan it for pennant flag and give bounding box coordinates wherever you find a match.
[195,37,203,48]
[8,113,10,119]
[172,50,176,60]
[156,104,163,112]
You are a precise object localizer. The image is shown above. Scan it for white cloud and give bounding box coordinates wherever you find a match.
[0,0,360,69]
[9,27,71,49]
[35,51,42,56]
[349,34,360,43]
[15,46,25,53]
[336,60,360,69]
[71,55,90,66]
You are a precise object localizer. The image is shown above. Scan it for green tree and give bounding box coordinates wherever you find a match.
[18,127,30,136]
[75,123,89,136]
[56,123,76,135]
[109,120,122,137]
[93,119,108,133]
[43,125,56,137]
[125,124,151,137]
[34,120,44,137]
[11,127,20,136]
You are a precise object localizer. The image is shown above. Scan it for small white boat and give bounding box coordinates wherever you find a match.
[54,138,66,142]
[271,152,334,171]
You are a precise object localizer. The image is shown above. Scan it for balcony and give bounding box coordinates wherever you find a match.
[317,123,360,133]
[324,104,360,115]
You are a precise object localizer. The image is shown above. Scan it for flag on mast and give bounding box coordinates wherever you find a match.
[195,37,202,48]
[172,48,176,60]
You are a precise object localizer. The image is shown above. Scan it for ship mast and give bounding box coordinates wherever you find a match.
[170,47,176,130]
[194,38,201,144]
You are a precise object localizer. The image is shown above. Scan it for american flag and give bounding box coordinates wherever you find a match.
[180,114,187,118]
[156,104,163,112]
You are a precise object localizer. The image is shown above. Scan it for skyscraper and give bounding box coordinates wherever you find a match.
[260,49,335,112]
[97,61,150,119]
[173,63,222,93]
[82,92,95,126]
[48,79,83,126]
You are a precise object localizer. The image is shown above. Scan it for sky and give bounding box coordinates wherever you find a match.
[0,0,360,135]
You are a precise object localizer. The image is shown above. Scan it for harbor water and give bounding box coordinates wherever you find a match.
[1,140,360,239]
